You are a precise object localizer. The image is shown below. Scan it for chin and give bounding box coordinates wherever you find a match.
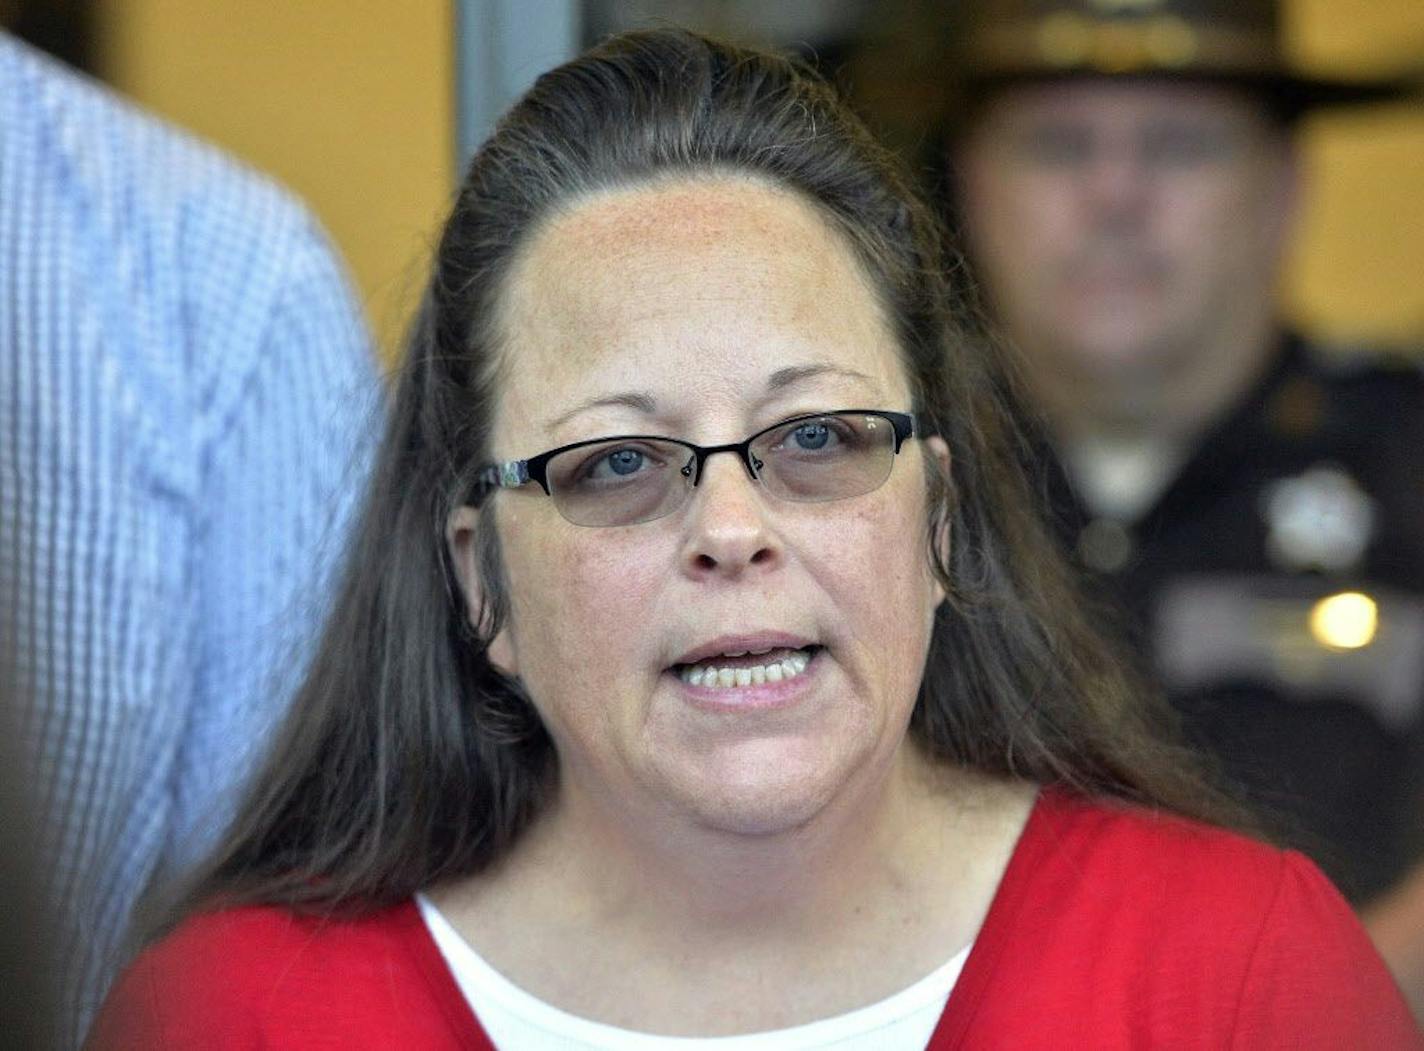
[656,740,873,838]
[686,789,829,838]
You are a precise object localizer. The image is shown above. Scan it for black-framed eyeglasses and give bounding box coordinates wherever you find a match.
[469,409,919,527]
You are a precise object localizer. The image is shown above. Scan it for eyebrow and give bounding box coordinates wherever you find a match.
[546,392,658,432]
[542,363,879,432]
[765,363,875,392]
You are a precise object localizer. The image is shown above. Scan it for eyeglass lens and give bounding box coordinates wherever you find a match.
[544,412,900,527]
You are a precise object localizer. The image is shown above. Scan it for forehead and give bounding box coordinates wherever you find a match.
[493,178,909,440]
[974,78,1275,133]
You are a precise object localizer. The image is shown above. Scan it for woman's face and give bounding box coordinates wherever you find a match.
[455,178,947,837]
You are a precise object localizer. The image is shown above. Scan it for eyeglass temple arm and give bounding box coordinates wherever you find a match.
[892,412,918,451]
[471,459,530,504]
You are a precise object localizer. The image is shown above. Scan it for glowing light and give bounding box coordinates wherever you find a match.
[1309,592,1378,651]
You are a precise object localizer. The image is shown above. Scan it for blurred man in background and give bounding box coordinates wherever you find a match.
[947,0,1424,1009]
[0,30,378,1044]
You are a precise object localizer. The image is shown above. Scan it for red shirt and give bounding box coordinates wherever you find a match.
[89,790,1423,1049]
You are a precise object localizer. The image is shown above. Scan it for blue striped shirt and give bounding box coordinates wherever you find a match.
[0,35,381,1043]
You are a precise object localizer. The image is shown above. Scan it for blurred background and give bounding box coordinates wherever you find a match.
[3,0,1420,362]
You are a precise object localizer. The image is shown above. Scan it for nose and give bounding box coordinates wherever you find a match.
[1080,136,1151,227]
[679,453,781,580]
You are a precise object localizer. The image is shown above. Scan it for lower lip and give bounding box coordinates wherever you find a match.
[671,654,819,712]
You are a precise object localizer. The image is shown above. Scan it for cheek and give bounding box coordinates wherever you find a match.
[970,176,1072,291]
[504,518,668,680]
[499,524,675,757]
[555,534,667,631]
[1162,173,1262,251]
[801,487,938,647]
[1155,186,1271,310]
[1015,176,1080,241]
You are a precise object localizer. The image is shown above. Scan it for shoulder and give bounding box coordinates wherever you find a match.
[1249,334,1423,450]
[959,789,1421,1046]
[4,34,306,225]
[1302,336,1423,381]
[87,901,467,1048]
[149,900,424,961]
[131,900,435,986]
[1026,790,1408,946]
[1,33,362,416]
[1,32,335,295]
[1023,789,1295,919]
[1292,337,1424,424]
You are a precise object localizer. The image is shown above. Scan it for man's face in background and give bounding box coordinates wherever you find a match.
[955,79,1298,402]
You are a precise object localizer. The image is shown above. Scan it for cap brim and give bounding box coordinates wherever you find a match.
[953,66,1422,123]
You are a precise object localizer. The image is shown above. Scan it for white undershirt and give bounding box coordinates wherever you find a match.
[416,894,968,1050]
[1061,434,1185,522]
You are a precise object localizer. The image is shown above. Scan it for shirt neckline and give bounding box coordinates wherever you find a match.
[416,891,971,1048]
[386,786,1063,1049]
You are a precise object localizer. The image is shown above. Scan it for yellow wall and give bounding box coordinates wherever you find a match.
[97,1,455,364]
[1288,0,1424,344]
[96,2,1424,350]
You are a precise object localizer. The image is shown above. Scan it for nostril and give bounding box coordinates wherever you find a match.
[695,553,717,571]
[749,547,774,565]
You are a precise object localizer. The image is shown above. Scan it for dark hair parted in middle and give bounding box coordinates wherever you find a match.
[176,27,1236,919]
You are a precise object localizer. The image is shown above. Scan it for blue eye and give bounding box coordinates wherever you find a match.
[763,416,857,460]
[548,439,679,499]
[604,449,644,476]
[792,422,831,451]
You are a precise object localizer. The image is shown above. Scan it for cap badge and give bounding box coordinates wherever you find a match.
[1089,0,1167,11]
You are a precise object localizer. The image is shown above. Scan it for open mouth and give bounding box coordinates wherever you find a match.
[673,645,821,688]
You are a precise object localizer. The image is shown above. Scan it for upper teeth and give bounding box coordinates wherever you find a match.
[680,651,811,688]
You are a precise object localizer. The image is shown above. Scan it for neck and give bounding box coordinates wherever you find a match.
[1029,311,1279,450]
[428,753,1034,1034]
[522,743,969,935]
[440,745,1028,954]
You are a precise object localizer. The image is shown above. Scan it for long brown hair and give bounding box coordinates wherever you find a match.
[169,27,1241,922]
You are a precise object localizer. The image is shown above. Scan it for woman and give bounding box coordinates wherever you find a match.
[91,29,1418,1049]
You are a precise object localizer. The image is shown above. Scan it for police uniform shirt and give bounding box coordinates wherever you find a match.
[1047,333,1424,905]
